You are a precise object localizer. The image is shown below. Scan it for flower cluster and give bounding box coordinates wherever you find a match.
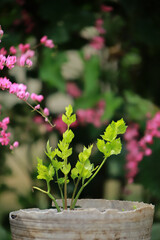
[0,112,19,150]
[0,26,54,149]
[124,112,160,183]
[40,35,55,48]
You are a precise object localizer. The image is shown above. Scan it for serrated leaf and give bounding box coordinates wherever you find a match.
[116,118,127,135]
[110,138,122,155]
[71,168,79,180]
[37,158,55,182]
[65,104,73,117]
[63,129,74,144]
[51,159,64,171]
[62,105,76,127]
[57,177,65,185]
[102,122,117,142]
[61,163,71,175]
[78,145,93,163]
[62,114,68,125]
[97,139,111,157]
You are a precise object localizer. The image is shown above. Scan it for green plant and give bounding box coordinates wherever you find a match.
[33,104,127,212]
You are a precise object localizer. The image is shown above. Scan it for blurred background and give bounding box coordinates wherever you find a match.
[0,0,160,239]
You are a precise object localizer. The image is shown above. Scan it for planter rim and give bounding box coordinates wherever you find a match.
[9,199,154,218]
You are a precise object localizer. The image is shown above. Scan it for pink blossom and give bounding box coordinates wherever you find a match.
[0,25,4,42]
[0,77,12,90]
[9,83,19,94]
[90,36,105,50]
[26,58,32,67]
[95,18,106,34]
[66,82,82,98]
[45,39,54,48]
[40,36,47,44]
[35,104,40,110]
[40,35,54,48]
[13,141,19,148]
[0,54,6,70]
[0,47,7,55]
[19,43,30,53]
[101,4,113,12]
[10,46,17,55]
[43,108,49,116]
[31,93,44,102]
[6,55,17,69]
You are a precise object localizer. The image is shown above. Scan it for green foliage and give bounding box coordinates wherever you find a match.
[34,105,127,211]
[62,105,76,127]
[37,158,55,183]
[97,119,127,157]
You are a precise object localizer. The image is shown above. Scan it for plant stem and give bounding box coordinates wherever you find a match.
[33,184,61,212]
[23,99,55,128]
[70,177,80,209]
[64,174,67,209]
[56,171,65,209]
[71,156,107,209]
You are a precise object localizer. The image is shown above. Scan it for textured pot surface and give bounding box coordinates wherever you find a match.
[9,199,154,240]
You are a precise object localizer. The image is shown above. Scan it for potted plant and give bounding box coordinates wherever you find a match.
[0,26,154,240]
[9,105,154,239]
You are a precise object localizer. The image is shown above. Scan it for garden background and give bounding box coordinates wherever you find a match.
[0,0,160,239]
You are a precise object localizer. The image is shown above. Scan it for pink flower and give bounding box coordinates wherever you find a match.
[95,18,106,34]
[26,58,32,67]
[40,35,54,48]
[0,54,6,70]
[13,141,19,148]
[0,77,12,90]
[10,46,17,55]
[43,108,49,116]
[18,43,30,53]
[45,39,54,48]
[35,104,40,110]
[0,47,7,55]
[31,93,44,102]
[101,4,113,12]
[90,36,105,50]
[6,55,17,69]
[40,35,47,44]
[66,82,82,98]
[0,25,4,42]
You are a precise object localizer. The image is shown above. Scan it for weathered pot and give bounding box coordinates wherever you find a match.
[9,199,154,240]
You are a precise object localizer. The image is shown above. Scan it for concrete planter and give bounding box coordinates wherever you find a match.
[9,199,154,240]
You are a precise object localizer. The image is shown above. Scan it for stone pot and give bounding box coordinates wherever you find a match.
[9,199,154,240]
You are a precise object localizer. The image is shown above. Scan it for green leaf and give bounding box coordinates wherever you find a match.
[110,138,122,155]
[71,168,79,180]
[116,118,127,135]
[65,104,73,117]
[62,105,76,127]
[78,145,93,163]
[45,140,56,161]
[63,129,74,144]
[97,139,111,157]
[37,158,55,182]
[51,159,64,171]
[57,177,65,185]
[81,160,94,179]
[102,122,117,142]
[61,163,71,175]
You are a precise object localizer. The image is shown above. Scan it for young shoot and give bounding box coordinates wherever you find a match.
[33,104,127,211]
